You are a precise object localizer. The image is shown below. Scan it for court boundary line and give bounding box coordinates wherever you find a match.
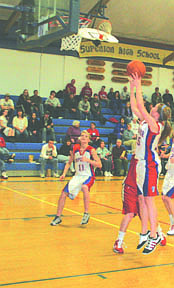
[0,263,174,286]
[1,185,174,245]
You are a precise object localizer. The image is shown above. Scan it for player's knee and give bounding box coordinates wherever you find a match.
[82,185,88,192]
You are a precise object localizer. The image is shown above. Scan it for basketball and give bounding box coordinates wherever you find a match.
[127,60,146,77]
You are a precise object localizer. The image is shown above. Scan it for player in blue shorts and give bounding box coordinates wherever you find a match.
[50,130,102,226]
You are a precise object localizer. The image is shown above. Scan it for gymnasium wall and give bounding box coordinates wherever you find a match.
[0,48,173,101]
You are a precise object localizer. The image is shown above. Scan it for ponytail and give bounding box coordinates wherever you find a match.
[158,120,172,145]
[157,103,172,145]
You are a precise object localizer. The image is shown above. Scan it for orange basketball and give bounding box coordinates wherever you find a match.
[127,60,146,77]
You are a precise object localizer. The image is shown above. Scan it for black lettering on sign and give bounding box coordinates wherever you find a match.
[119,47,133,55]
[80,45,115,54]
[137,49,160,60]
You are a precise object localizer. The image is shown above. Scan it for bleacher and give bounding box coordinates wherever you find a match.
[1,94,127,176]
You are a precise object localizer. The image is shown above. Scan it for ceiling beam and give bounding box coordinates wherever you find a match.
[163,52,174,65]
[3,10,21,34]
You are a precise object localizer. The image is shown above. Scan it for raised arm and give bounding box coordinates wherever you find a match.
[131,73,159,133]
[130,76,144,121]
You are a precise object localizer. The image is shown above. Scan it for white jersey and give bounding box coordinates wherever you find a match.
[73,144,95,177]
[135,120,163,163]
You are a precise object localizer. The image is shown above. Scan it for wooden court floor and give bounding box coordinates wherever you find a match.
[0,176,174,288]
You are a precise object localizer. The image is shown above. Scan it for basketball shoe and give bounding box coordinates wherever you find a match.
[113,240,124,254]
[50,216,62,226]
[160,234,167,246]
[81,213,90,225]
[142,233,161,255]
[136,230,150,250]
[167,225,174,235]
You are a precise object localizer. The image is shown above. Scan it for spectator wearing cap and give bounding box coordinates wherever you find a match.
[40,111,56,143]
[66,120,81,144]
[44,90,62,118]
[80,82,93,100]
[78,96,91,120]
[151,87,162,107]
[0,93,14,124]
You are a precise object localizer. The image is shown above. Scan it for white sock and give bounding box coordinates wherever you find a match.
[157,224,163,239]
[118,231,125,244]
[169,214,174,226]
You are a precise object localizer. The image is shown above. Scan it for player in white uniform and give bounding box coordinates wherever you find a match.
[161,136,174,235]
[130,73,171,254]
[50,130,102,226]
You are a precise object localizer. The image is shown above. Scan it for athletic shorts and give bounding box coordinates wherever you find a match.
[122,183,139,216]
[64,175,95,200]
[136,160,161,197]
[162,171,174,198]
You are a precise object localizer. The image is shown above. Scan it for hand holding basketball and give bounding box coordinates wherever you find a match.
[127,60,146,78]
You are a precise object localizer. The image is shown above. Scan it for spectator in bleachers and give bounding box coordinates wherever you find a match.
[98,86,109,107]
[108,117,127,150]
[96,140,113,177]
[66,79,76,96]
[151,87,162,106]
[0,109,15,139]
[28,112,41,143]
[121,101,133,123]
[40,111,56,143]
[120,86,130,103]
[159,138,171,176]
[143,95,151,113]
[0,93,14,124]
[87,122,100,148]
[17,89,32,116]
[80,82,93,100]
[78,96,91,120]
[122,123,137,153]
[130,117,140,138]
[112,139,128,176]
[162,89,174,120]
[57,138,75,173]
[0,136,15,179]
[107,88,115,101]
[44,90,62,118]
[63,93,79,119]
[39,139,59,178]
[12,109,29,142]
[30,90,44,118]
[90,94,106,124]
[111,90,122,114]
[66,120,81,144]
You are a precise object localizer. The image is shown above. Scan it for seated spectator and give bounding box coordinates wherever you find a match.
[17,89,32,116]
[130,117,140,138]
[112,139,128,176]
[40,111,56,143]
[57,138,75,173]
[39,139,59,178]
[108,117,127,150]
[162,89,174,120]
[121,101,133,123]
[0,109,15,139]
[122,123,137,153]
[63,93,79,119]
[0,136,15,179]
[12,109,29,142]
[0,93,14,124]
[66,79,76,95]
[90,94,106,124]
[98,86,109,107]
[96,140,113,177]
[80,82,92,100]
[110,90,122,114]
[28,112,41,143]
[120,86,130,104]
[44,90,62,118]
[107,88,115,101]
[87,122,100,148]
[66,120,81,144]
[151,87,162,107]
[30,90,44,117]
[78,96,91,120]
